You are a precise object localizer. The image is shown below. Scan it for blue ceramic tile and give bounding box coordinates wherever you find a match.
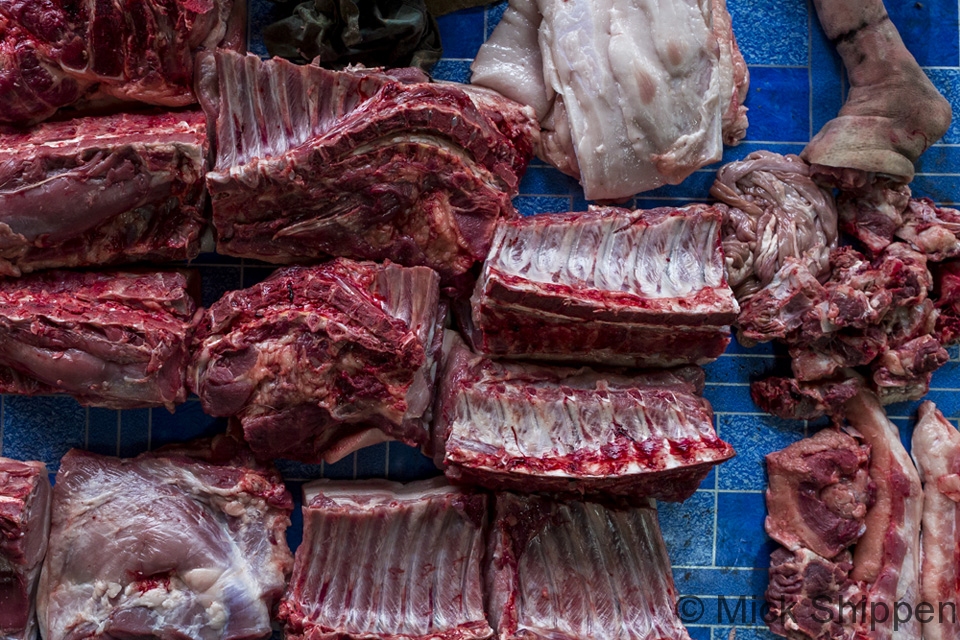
[355,442,388,478]
[323,452,356,479]
[513,195,573,216]
[911,173,960,205]
[714,627,779,640]
[200,266,242,307]
[718,141,807,164]
[674,567,768,599]
[687,627,712,640]
[431,58,472,83]
[659,491,716,567]
[703,382,758,414]
[742,67,810,143]
[386,442,441,481]
[437,8,485,59]
[149,402,225,449]
[645,171,719,201]
[119,409,151,458]
[87,407,119,457]
[242,266,277,289]
[2,396,85,470]
[726,0,808,66]
[276,459,325,480]
[485,2,507,39]
[286,480,306,552]
[925,68,960,145]
[519,166,582,196]
[916,144,960,176]
[809,9,844,136]
[715,492,774,569]
[703,355,791,386]
[716,414,806,491]
[888,0,960,68]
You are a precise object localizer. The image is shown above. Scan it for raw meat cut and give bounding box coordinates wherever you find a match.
[844,390,923,640]
[36,439,293,640]
[199,50,536,290]
[934,260,960,344]
[464,204,739,367]
[471,0,748,200]
[0,459,51,640]
[432,332,733,502]
[280,478,491,640]
[0,0,245,125]
[837,184,911,256]
[764,428,873,559]
[711,152,838,302]
[896,197,960,261]
[911,401,960,640]
[487,492,690,640]
[0,269,198,410]
[801,0,951,187]
[0,110,208,277]
[751,376,860,421]
[189,259,444,464]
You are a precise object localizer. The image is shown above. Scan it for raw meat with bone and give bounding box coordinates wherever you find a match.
[470,0,748,200]
[750,376,861,422]
[0,459,51,640]
[0,269,198,410]
[911,401,960,640]
[280,478,491,640]
[487,492,691,640]
[0,0,245,125]
[0,110,207,277]
[432,332,733,502]
[465,204,739,367]
[36,439,293,640]
[801,0,951,188]
[189,259,444,464]
[199,50,536,290]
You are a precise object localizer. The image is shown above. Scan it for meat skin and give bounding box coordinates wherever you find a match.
[280,478,491,640]
[432,332,733,502]
[36,441,293,640]
[466,204,739,367]
[190,259,444,463]
[911,401,960,640]
[0,459,51,640]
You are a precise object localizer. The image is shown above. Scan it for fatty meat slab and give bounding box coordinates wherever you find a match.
[0,110,208,276]
[199,50,537,291]
[280,478,491,640]
[189,259,444,463]
[470,0,748,200]
[464,204,739,367]
[487,492,691,640]
[910,402,960,640]
[432,332,734,502]
[0,459,51,640]
[0,269,199,410]
[0,0,245,125]
[36,439,293,640]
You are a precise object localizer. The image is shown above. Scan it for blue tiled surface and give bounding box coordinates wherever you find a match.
[3,2,960,639]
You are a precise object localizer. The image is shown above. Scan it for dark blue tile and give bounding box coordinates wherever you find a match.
[724,337,782,357]
[699,467,716,490]
[431,58,472,83]
[888,0,960,68]
[645,171,718,201]
[200,266,242,307]
[322,452,355,479]
[726,0,808,66]
[714,627,779,640]
[743,67,810,143]
[911,173,960,206]
[286,480,306,553]
[119,409,150,458]
[276,459,325,480]
[716,492,773,569]
[87,407,118,457]
[916,144,960,177]
[718,142,807,165]
[485,1,507,39]
[242,266,277,289]
[386,442,440,481]
[809,5,844,136]
[659,491,715,567]
[2,396,85,471]
[703,355,790,385]
[247,0,288,58]
[716,413,806,491]
[518,166,581,196]
[703,382,757,414]
[356,442,388,478]
[512,195,572,216]
[149,402,225,449]
[437,8,485,59]
[687,627,712,640]
[673,567,768,599]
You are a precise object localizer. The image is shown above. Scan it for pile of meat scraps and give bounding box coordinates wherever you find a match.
[470,0,749,200]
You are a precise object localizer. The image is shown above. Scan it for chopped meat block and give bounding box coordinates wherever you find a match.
[844,390,923,640]
[465,204,739,367]
[766,548,863,640]
[870,300,947,402]
[802,0,952,187]
[911,401,960,640]
[0,110,208,276]
[0,459,51,640]
[751,376,861,421]
[199,50,536,290]
[36,440,294,640]
[432,332,732,502]
[280,478,491,640]
[837,184,911,256]
[0,0,245,125]
[896,197,960,261]
[765,429,873,558]
[737,259,825,344]
[712,152,838,302]
[0,270,198,410]
[933,260,960,344]
[487,492,691,640]
[189,259,444,464]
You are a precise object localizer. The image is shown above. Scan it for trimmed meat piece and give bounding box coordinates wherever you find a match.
[189,259,444,464]
[280,478,491,640]
[0,270,198,410]
[837,184,911,256]
[487,492,691,640]
[465,204,739,367]
[0,110,207,276]
[199,50,536,290]
[36,440,293,640]
[751,376,860,421]
[896,197,960,261]
[0,459,51,640]
[933,259,960,344]
[432,332,733,502]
